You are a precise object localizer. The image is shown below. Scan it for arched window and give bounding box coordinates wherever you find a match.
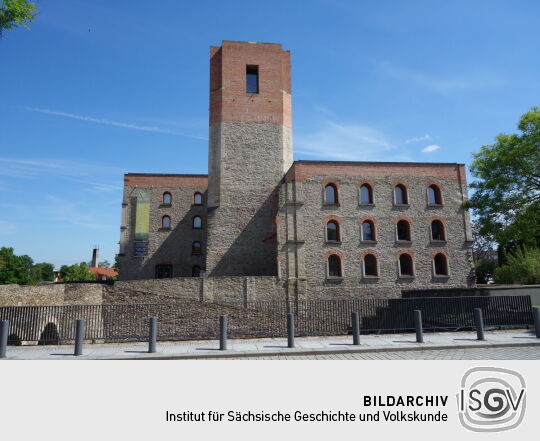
[161,215,171,229]
[162,192,172,205]
[326,221,340,241]
[359,184,373,204]
[192,265,201,277]
[399,254,414,276]
[361,220,375,241]
[396,220,411,241]
[328,254,342,277]
[434,253,448,276]
[324,184,338,204]
[192,241,202,254]
[427,185,442,205]
[394,184,408,205]
[194,192,203,205]
[431,220,445,241]
[364,254,378,277]
[193,216,202,229]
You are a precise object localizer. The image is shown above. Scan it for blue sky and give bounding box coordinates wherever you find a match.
[1,0,539,267]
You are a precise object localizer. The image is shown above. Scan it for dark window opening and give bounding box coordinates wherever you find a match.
[326,221,339,241]
[325,184,338,204]
[399,254,414,276]
[364,254,378,277]
[431,220,445,241]
[155,264,173,279]
[395,184,408,205]
[428,185,442,205]
[359,184,373,204]
[397,220,411,241]
[328,255,342,278]
[192,265,201,277]
[246,65,259,93]
[192,241,202,254]
[362,221,375,241]
[162,215,171,229]
[434,253,448,276]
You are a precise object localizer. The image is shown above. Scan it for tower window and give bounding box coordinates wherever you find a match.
[396,220,411,241]
[246,65,259,93]
[361,220,375,241]
[194,192,203,205]
[192,265,201,277]
[162,192,172,205]
[434,253,449,276]
[161,215,171,229]
[399,254,414,277]
[193,216,202,229]
[327,254,342,278]
[324,184,338,204]
[394,184,408,205]
[192,241,202,254]
[428,185,442,205]
[431,220,446,241]
[363,254,378,277]
[359,184,373,204]
[326,221,340,242]
[155,264,173,279]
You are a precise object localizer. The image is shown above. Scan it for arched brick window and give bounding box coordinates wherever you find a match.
[162,192,172,205]
[324,184,338,204]
[427,185,442,205]
[192,241,202,254]
[433,253,449,276]
[361,220,376,241]
[327,254,342,278]
[161,215,171,229]
[399,253,414,276]
[396,220,411,241]
[359,184,373,204]
[363,254,378,277]
[326,221,340,241]
[194,192,203,205]
[193,216,202,229]
[192,265,201,277]
[431,220,446,241]
[394,184,408,205]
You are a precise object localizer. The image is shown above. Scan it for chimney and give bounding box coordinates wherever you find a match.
[91,246,99,268]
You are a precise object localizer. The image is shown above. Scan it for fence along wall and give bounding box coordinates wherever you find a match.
[1,296,533,345]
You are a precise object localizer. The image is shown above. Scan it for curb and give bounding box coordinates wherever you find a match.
[108,340,540,360]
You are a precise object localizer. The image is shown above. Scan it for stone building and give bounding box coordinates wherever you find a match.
[118,40,475,299]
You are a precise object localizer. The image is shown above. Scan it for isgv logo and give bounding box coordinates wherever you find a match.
[457,367,526,432]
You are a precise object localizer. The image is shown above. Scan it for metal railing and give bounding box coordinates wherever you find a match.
[0,295,534,345]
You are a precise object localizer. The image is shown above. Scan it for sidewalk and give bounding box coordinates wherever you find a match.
[3,329,540,360]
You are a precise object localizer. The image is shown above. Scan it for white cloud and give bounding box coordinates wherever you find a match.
[23,107,207,140]
[422,144,440,153]
[295,120,411,161]
[405,134,431,144]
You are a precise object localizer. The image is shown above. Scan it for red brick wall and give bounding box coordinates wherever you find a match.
[124,174,208,188]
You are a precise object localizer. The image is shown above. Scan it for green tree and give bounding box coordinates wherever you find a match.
[0,247,31,284]
[29,262,54,283]
[0,0,38,37]
[494,247,540,285]
[113,254,120,273]
[60,262,95,282]
[466,107,540,253]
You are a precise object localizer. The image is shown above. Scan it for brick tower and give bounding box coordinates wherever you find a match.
[206,41,293,276]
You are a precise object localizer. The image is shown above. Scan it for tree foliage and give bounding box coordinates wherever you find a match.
[494,247,540,285]
[60,262,95,282]
[466,107,540,253]
[0,0,38,37]
[0,247,31,284]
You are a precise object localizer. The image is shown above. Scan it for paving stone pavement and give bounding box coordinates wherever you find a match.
[2,328,540,360]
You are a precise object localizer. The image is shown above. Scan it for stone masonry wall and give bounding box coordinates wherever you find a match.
[278,162,475,300]
[0,283,104,307]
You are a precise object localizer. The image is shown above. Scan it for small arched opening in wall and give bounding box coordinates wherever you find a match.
[8,333,22,346]
[38,322,60,345]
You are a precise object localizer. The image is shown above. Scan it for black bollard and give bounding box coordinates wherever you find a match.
[148,317,158,353]
[533,307,540,338]
[0,320,8,359]
[219,315,227,350]
[474,308,485,341]
[351,312,360,345]
[287,313,295,348]
[74,319,85,356]
[414,310,424,343]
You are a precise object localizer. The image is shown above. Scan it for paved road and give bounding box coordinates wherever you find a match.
[209,346,540,360]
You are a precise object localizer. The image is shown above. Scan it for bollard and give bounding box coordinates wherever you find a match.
[0,320,9,359]
[414,310,424,343]
[219,315,227,351]
[74,319,85,356]
[351,312,360,345]
[287,313,295,348]
[148,317,158,353]
[533,307,540,338]
[474,308,485,341]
